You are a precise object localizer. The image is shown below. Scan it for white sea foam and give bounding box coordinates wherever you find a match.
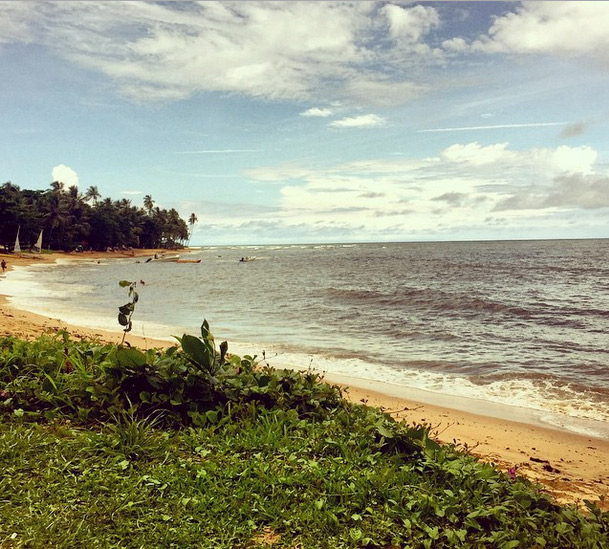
[250,344,609,438]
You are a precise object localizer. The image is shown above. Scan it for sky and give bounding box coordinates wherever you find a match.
[1,1,609,245]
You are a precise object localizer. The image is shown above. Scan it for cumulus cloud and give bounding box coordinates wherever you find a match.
[300,107,333,118]
[442,37,468,52]
[52,164,79,188]
[0,1,442,105]
[240,141,607,240]
[440,142,512,166]
[381,3,439,43]
[329,114,387,128]
[471,1,609,64]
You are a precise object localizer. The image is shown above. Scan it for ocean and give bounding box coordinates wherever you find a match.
[4,239,609,439]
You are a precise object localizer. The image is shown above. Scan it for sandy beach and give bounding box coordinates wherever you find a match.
[1,250,608,509]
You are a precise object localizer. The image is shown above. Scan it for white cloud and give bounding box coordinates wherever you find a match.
[240,142,607,240]
[472,1,609,63]
[442,37,468,52]
[329,114,387,128]
[300,107,333,118]
[52,164,79,188]
[441,142,512,166]
[0,1,440,105]
[550,145,597,174]
[382,4,439,43]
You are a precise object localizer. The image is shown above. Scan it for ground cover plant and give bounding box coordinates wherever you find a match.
[1,326,608,548]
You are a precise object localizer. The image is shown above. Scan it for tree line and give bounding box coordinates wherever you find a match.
[0,181,195,252]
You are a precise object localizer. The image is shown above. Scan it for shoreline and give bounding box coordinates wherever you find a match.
[1,251,608,508]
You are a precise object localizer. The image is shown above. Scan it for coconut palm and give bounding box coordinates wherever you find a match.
[84,185,101,204]
[143,194,155,215]
[50,180,64,194]
[187,212,198,247]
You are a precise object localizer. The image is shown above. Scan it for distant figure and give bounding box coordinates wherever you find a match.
[1,259,6,273]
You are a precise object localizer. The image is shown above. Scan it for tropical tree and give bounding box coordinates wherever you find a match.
[43,191,69,250]
[143,194,155,215]
[84,185,101,204]
[50,180,64,194]
[1,181,189,251]
[187,212,198,246]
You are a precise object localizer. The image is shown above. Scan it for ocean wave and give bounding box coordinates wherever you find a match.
[324,286,535,318]
[262,347,609,433]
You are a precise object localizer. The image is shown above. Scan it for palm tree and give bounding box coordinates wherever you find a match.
[84,185,101,205]
[143,194,155,215]
[50,181,65,194]
[188,212,198,247]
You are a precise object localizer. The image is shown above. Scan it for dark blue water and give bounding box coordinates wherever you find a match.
[6,239,609,436]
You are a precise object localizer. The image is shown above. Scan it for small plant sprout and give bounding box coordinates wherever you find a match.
[118,280,138,345]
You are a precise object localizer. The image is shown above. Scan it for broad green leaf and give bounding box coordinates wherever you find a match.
[181,334,213,370]
[219,340,228,363]
[205,409,220,424]
[118,280,132,287]
[376,424,393,438]
[116,347,147,368]
[119,304,134,315]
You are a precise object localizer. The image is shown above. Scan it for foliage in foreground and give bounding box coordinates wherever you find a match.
[0,329,608,548]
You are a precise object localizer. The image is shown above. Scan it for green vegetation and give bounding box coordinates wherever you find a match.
[117,280,140,345]
[1,327,608,548]
[0,181,189,251]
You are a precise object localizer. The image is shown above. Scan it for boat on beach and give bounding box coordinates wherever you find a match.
[146,253,181,263]
[145,253,201,263]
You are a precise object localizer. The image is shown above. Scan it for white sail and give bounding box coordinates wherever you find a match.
[14,226,21,253]
[34,230,43,252]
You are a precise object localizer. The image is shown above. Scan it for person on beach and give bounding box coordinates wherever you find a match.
[1,259,6,273]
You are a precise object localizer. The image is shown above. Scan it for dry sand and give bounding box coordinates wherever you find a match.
[1,250,608,509]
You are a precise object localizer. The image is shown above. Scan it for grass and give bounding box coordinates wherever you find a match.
[1,331,608,548]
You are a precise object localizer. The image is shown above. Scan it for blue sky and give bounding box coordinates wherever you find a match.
[1,1,609,245]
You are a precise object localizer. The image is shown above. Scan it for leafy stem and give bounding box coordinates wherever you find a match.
[118,280,138,345]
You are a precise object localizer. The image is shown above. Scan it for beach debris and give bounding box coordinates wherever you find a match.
[530,456,561,474]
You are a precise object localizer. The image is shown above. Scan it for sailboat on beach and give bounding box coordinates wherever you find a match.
[14,226,21,253]
[33,230,43,253]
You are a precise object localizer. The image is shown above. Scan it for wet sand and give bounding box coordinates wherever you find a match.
[1,250,608,509]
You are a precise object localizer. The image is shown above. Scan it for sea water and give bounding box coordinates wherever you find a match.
[4,239,609,438]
